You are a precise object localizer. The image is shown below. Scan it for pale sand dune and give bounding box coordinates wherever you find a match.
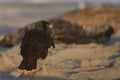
[0,32,120,80]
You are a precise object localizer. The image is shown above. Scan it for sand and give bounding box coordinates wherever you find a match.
[0,31,120,80]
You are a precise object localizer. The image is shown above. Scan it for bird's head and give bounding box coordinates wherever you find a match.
[35,20,53,30]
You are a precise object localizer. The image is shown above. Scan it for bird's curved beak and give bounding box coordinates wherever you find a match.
[48,24,53,28]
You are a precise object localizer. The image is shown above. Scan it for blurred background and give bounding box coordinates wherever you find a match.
[1,1,120,79]
[0,0,120,35]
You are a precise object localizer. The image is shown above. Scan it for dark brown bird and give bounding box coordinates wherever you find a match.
[18,21,55,75]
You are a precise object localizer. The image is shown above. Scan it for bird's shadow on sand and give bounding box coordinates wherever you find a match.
[107,36,120,60]
[0,68,68,80]
[103,36,120,47]
[18,75,68,80]
[108,52,120,60]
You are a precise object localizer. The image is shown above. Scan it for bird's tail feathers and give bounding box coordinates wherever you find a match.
[18,57,37,71]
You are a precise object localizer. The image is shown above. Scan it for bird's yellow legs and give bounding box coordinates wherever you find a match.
[40,59,45,66]
[17,69,36,76]
[18,59,45,76]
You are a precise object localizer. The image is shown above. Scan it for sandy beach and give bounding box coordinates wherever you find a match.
[0,31,119,80]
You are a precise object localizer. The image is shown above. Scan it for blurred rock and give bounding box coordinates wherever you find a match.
[50,19,114,44]
[0,19,114,47]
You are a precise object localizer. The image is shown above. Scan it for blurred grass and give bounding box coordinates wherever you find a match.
[59,6,120,31]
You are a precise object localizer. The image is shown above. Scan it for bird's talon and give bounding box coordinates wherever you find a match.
[17,69,24,73]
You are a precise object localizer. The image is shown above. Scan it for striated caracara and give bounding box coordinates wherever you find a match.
[18,21,55,75]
